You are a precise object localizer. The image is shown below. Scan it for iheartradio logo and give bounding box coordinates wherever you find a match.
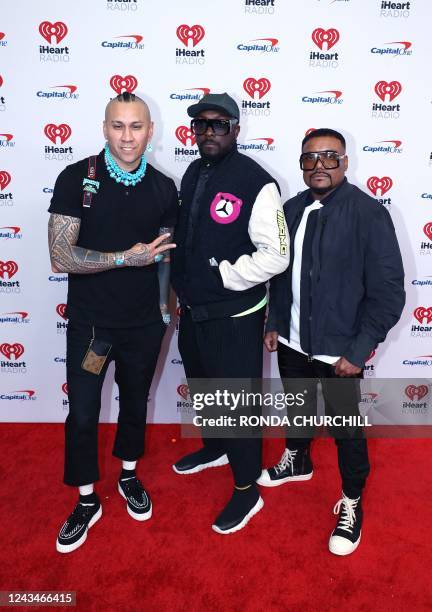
[243,77,271,100]
[39,21,68,45]
[413,307,432,325]
[56,304,67,319]
[0,261,18,279]
[0,171,11,191]
[311,28,340,50]
[367,176,393,196]
[405,385,429,401]
[176,24,205,47]
[374,81,402,102]
[110,75,138,95]
[0,343,24,360]
[62,383,68,395]
[177,384,190,401]
[423,222,432,242]
[0,75,3,88]
[175,126,196,147]
[44,124,72,145]
[366,350,376,362]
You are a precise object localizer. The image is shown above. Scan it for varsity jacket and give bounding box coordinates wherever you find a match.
[266,179,405,368]
[171,148,289,320]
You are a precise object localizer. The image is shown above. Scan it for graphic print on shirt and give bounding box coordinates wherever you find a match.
[210,192,243,224]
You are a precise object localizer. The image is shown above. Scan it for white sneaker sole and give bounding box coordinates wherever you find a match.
[172,453,229,475]
[56,505,102,554]
[118,483,152,522]
[256,469,313,487]
[329,531,361,556]
[212,496,264,535]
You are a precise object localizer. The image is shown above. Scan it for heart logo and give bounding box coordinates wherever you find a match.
[423,222,432,242]
[109,75,138,95]
[62,383,68,395]
[39,21,68,44]
[413,307,432,325]
[311,28,340,50]
[0,260,18,279]
[177,384,190,401]
[44,124,72,145]
[0,171,11,191]
[367,176,393,196]
[366,350,376,362]
[243,77,271,100]
[374,81,402,102]
[56,304,67,319]
[0,343,24,360]
[405,385,429,401]
[176,24,205,47]
[175,126,196,147]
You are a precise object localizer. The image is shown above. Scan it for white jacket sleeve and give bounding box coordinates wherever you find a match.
[219,182,290,291]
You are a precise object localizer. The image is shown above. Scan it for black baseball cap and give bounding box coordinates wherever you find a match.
[187,92,240,121]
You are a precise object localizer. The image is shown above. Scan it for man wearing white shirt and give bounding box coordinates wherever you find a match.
[261,128,405,555]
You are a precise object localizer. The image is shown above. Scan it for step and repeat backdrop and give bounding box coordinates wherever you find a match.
[0,0,431,424]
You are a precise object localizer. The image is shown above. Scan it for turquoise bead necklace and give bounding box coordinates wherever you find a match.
[104,143,147,187]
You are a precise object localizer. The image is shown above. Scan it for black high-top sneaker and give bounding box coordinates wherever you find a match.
[257,446,313,487]
[212,484,264,535]
[328,492,362,556]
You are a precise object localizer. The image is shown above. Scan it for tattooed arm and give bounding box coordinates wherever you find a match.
[48,214,175,274]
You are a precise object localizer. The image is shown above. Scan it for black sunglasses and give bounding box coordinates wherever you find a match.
[300,150,346,171]
[190,118,238,136]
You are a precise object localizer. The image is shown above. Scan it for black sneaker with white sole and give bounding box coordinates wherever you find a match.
[212,485,264,535]
[56,499,102,554]
[118,476,152,521]
[328,492,362,556]
[173,447,228,475]
[257,446,313,487]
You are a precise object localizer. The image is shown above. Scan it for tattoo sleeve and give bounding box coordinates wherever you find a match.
[48,213,117,274]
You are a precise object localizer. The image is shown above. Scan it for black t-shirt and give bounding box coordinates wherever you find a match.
[48,151,178,327]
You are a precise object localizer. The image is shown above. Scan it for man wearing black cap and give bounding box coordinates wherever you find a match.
[171,93,289,534]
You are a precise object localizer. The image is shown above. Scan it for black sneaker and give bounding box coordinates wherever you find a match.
[56,500,102,553]
[173,447,228,474]
[118,477,152,521]
[257,446,313,487]
[212,485,264,535]
[328,492,362,556]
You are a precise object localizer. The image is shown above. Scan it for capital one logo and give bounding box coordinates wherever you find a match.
[56,303,67,319]
[39,21,68,44]
[374,81,402,102]
[177,384,190,401]
[424,222,432,242]
[110,75,138,95]
[175,126,196,147]
[176,24,205,47]
[0,261,18,279]
[44,124,72,145]
[311,28,340,50]
[243,77,271,100]
[367,176,393,196]
[405,385,429,401]
[0,343,24,360]
[0,171,11,191]
[413,307,432,325]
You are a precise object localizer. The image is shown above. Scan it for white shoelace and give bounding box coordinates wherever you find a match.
[274,448,298,475]
[333,494,360,533]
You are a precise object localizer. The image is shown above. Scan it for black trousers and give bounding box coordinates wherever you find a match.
[178,308,265,487]
[64,320,165,486]
[277,343,370,498]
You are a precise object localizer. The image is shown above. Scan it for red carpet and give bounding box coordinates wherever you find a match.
[0,424,431,611]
